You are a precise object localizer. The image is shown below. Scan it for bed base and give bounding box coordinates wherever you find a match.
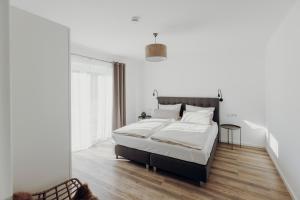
[115,136,218,184]
[115,144,150,169]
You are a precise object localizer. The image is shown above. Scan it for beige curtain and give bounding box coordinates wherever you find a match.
[113,62,126,130]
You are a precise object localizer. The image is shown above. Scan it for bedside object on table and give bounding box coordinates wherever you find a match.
[138,112,151,120]
[220,124,241,149]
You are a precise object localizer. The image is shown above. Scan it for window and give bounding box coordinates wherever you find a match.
[71,55,113,151]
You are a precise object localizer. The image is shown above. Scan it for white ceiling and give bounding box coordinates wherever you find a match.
[10,0,295,60]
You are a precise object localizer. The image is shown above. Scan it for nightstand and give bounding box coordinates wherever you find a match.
[220,124,241,149]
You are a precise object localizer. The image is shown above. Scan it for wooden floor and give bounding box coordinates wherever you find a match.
[72,141,291,200]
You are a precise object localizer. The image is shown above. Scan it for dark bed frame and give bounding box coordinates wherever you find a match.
[115,97,219,184]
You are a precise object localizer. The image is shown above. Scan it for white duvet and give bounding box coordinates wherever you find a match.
[113,119,172,138]
[151,121,213,150]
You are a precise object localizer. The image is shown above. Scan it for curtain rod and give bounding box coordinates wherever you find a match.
[71,52,114,64]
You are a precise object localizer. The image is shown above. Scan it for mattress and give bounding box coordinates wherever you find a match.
[112,122,218,165]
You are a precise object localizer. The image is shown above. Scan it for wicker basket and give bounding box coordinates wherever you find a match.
[31,178,82,200]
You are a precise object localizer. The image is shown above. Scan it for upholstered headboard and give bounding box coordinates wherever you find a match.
[157,96,220,125]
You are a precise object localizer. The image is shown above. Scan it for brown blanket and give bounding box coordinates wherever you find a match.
[72,184,98,200]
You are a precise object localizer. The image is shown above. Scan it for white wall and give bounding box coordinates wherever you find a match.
[10,7,71,192]
[123,58,143,123]
[265,2,300,199]
[71,44,143,124]
[0,0,12,199]
[142,45,267,147]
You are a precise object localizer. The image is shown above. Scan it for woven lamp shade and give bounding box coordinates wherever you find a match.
[145,43,167,62]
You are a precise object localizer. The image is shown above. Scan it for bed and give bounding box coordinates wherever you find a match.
[113,97,220,184]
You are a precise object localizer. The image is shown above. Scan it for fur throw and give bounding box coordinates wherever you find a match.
[13,192,33,200]
[12,184,97,200]
[72,184,98,200]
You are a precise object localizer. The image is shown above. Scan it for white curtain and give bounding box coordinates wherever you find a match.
[71,55,113,152]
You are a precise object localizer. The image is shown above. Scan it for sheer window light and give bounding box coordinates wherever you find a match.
[71,55,113,152]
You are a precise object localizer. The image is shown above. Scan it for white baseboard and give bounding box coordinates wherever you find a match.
[266,145,298,200]
[219,139,265,148]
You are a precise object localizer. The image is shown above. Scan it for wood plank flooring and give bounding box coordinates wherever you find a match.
[72,141,291,200]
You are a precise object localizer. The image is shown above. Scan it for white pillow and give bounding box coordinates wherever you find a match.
[152,109,180,120]
[181,111,213,125]
[186,104,215,112]
[159,104,181,111]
